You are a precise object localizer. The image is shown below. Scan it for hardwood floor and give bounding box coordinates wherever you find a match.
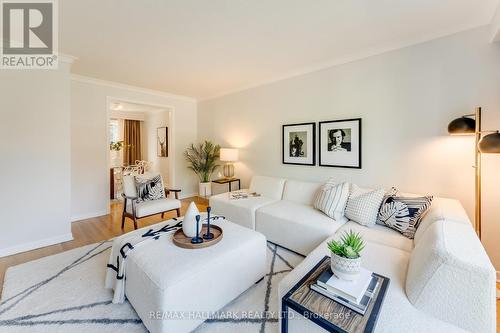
[1,198,499,330]
[0,196,208,299]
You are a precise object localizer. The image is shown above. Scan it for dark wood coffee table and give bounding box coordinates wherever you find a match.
[212,178,241,192]
[281,256,390,333]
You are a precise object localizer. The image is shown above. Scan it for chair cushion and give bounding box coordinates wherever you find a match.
[209,190,278,230]
[127,198,181,218]
[249,176,286,200]
[255,200,345,255]
[334,221,413,252]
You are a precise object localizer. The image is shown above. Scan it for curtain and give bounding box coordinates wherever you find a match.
[123,119,142,165]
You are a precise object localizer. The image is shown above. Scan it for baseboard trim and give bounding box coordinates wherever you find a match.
[0,233,74,258]
[71,210,110,222]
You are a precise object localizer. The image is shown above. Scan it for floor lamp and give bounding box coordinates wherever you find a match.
[448,107,500,239]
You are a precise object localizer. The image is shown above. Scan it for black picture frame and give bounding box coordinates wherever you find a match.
[282,122,316,166]
[157,127,168,157]
[319,118,362,168]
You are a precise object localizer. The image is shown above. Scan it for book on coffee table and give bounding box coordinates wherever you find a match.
[311,274,378,315]
[317,267,373,304]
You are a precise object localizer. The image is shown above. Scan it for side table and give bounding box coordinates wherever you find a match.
[212,178,241,192]
[282,256,390,333]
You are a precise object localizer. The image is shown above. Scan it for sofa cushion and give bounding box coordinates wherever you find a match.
[282,179,322,205]
[334,221,413,252]
[279,239,468,333]
[345,185,385,227]
[406,220,496,333]
[255,200,345,255]
[313,181,350,223]
[209,190,277,230]
[126,198,180,218]
[249,176,286,200]
[377,195,433,239]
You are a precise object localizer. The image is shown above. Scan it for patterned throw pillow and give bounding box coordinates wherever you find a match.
[135,174,166,203]
[313,181,350,223]
[377,196,433,239]
[345,185,385,227]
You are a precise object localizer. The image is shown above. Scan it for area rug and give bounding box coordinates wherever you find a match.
[0,239,303,333]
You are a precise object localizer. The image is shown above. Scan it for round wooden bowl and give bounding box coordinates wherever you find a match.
[172,224,223,249]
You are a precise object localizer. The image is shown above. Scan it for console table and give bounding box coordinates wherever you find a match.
[212,178,241,192]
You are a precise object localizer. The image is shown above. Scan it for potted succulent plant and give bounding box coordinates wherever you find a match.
[184,141,221,196]
[327,230,365,281]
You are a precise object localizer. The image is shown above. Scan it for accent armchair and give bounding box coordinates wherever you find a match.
[121,174,182,230]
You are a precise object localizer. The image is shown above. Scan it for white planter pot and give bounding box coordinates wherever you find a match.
[199,182,212,197]
[330,252,361,281]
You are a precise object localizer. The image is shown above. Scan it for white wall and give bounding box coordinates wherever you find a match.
[71,77,198,221]
[0,62,73,256]
[145,111,171,185]
[198,27,500,269]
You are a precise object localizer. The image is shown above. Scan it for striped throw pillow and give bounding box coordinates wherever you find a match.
[313,181,350,223]
[345,185,385,227]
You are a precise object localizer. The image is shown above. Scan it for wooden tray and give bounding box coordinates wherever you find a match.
[172,224,223,249]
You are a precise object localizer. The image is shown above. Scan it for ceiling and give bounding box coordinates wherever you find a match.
[61,0,500,99]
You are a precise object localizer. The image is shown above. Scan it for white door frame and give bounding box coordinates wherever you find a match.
[105,96,176,206]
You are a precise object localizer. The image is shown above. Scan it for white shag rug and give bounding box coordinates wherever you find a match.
[0,240,303,333]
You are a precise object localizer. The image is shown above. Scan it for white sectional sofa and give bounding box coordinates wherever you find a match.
[209,175,497,333]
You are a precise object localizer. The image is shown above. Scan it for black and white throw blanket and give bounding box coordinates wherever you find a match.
[104,215,224,304]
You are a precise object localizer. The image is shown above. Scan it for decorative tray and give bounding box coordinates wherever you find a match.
[172,224,223,249]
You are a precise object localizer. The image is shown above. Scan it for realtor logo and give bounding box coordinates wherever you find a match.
[1,0,58,69]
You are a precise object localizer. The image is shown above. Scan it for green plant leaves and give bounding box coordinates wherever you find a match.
[327,230,365,259]
[184,141,221,182]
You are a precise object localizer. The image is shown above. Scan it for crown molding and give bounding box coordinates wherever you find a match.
[199,24,489,101]
[70,74,197,102]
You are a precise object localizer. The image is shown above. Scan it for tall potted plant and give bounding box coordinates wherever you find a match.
[184,141,220,196]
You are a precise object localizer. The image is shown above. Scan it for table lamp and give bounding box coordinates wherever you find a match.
[220,148,238,179]
[448,107,500,239]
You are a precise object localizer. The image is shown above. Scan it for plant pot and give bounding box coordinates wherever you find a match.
[330,252,361,281]
[199,182,212,197]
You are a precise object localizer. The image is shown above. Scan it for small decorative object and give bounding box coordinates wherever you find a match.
[182,202,202,238]
[184,140,221,196]
[219,148,239,178]
[190,215,204,244]
[282,122,315,165]
[110,141,124,151]
[203,206,214,240]
[319,118,361,168]
[157,127,168,157]
[327,230,365,281]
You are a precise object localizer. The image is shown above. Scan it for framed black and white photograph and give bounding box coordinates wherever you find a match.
[282,122,315,166]
[157,127,168,157]
[319,118,361,168]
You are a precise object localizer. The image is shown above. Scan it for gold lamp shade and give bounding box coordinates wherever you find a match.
[478,131,500,153]
[448,117,475,135]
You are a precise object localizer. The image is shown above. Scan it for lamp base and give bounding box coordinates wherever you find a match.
[223,163,234,178]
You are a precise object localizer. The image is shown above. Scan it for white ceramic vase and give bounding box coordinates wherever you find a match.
[182,202,202,238]
[199,182,212,197]
[330,252,362,281]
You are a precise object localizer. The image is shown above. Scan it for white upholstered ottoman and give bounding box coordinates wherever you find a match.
[124,219,267,333]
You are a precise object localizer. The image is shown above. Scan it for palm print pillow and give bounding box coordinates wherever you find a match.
[377,195,433,239]
[135,174,165,203]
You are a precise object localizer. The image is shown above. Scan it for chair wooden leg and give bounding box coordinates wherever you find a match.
[133,216,138,230]
[121,198,127,229]
[161,212,165,219]
[176,208,181,217]
[121,214,126,229]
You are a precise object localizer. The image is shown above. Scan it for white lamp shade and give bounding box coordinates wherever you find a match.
[220,148,239,162]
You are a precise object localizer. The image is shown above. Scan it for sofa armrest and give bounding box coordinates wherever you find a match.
[414,197,471,244]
